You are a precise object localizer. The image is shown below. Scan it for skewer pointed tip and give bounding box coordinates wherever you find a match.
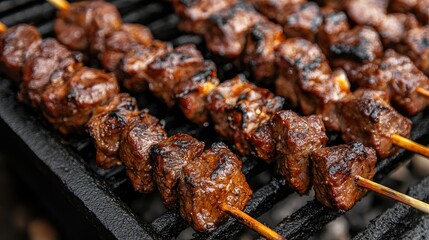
[47,0,70,11]
[391,134,429,158]
[356,176,429,214]
[220,203,286,240]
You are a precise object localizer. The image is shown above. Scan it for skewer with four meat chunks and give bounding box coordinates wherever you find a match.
[0,23,284,240]
[45,0,429,216]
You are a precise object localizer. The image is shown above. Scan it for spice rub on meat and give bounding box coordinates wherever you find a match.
[178,142,252,232]
[312,142,377,211]
[152,134,205,209]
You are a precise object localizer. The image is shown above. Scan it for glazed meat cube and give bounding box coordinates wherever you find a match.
[146,44,206,107]
[175,61,219,124]
[416,0,429,25]
[329,26,383,63]
[338,90,412,158]
[229,86,284,155]
[376,13,409,46]
[271,111,328,195]
[244,21,285,82]
[119,110,167,193]
[41,67,119,135]
[246,0,306,21]
[280,2,323,41]
[54,1,121,54]
[400,26,429,76]
[204,3,265,58]
[206,75,257,138]
[312,142,377,211]
[87,93,138,169]
[100,24,153,73]
[346,0,387,26]
[0,24,41,82]
[152,134,205,209]
[120,41,172,92]
[20,39,82,109]
[250,122,276,162]
[317,10,350,55]
[171,0,238,34]
[178,142,252,232]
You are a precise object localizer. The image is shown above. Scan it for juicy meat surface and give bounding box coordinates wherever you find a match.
[317,10,350,56]
[152,134,205,209]
[54,1,121,54]
[178,142,252,232]
[0,24,41,82]
[312,142,377,211]
[175,60,219,125]
[41,67,119,135]
[20,39,83,109]
[87,93,138,169]
[280,2,323,41]
[172,0,238,34]
[346,0,387,26]
[244,21,285,82]
[146,44,206,107]
[119,110,167,193]
[400,26,429,76]
[204,3,265,58]
[337,90,412,158]
[250,122,276,162]
[270,111,328,194]
[101,24,153,73]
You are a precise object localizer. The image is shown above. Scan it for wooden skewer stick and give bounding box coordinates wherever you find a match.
[47,0,70,11]
[220,203,285,240]
[356,176,429,214]
[0,22,7,33]
[417,87,429,98]
[392,134,429,158]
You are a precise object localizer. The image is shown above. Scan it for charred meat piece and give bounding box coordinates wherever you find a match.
[346,0,387,26]
[250,122,276,162]
[20,39,82,109]
[312,142,377,211]
[146,44,206,107]
[172,0,238,34]
[204,3,265,58]
[376,13,412,46]
[246,0,306,20]
[416,0,429,25]
[229,86,284,155]
[399,26,429,76]
[175,61,219,125]
[54,1,121,54]
[206,75,257,138]
[152,134,205,209]
[271,111,328,195]
[119,110,167,193]
[87,93,138,169]
[338,90,412,158]
[41,67,119,135]
[317,10,350,56]
[0,24,41,82]
[244,21,285,82]
[120,41,172,92]
[329,26,383,63]
[280,2,323,41]
[178,142,252,232]
[100,24,153,73]
[388,0,417,12]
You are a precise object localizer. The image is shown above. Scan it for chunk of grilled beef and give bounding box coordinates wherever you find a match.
[175,61,219,124]
[317,10,350,56]
[40,67,119,135]
[204,3,265,58]
[119,110,167,193]
[388,0,417,12]
[54,1,121,54]
[87,93,138,169]
[345,0,387,26]
[206,75,256,138]
[312,142,377,211]
[281,2,323,41]
[0,24,41,83]
[146,44,206,107]
[178,142,252,232]
[337,90,412,158]
[244,21,284,82]
[276,39,350,131]
[271,111,328,194]
[152,134,205,209]
[416,0,429,25]
[329,26,383,63]
[100,24,153,73]
[228,86,284,155]
[246,0,306,21]
[399,26,429,76]
[250,122,276,162]
[20,39,83,109]
[171,0,238,34]
[120,41,172,92]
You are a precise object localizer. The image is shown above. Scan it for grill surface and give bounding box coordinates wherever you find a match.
[0,1,429,239]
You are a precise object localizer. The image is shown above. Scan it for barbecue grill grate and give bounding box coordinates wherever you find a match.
[0,1,428,239]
